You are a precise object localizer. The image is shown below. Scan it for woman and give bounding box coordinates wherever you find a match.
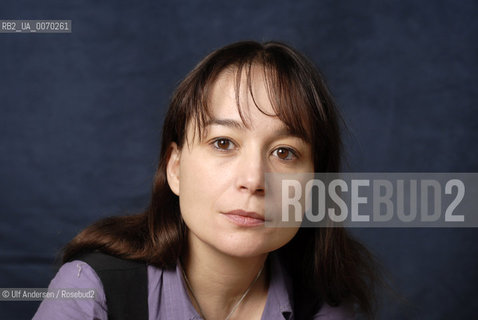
[34,41,377,319]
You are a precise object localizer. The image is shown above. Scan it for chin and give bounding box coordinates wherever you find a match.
[211,241,265,258]
[213,238,279,259]
[220,249,269,259]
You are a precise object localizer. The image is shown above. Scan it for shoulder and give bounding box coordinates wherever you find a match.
[33,260,107,320]
[34,253,164,320]
[68,252,150,320]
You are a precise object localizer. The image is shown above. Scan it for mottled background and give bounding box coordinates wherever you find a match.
[0,0,477,319]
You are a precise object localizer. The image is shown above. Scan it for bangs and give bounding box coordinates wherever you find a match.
[189,51,322,145]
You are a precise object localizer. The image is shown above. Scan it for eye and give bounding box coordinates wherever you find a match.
[272,147,297,161]
[212,138,235,151]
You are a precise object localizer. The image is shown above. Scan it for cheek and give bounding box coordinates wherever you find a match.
[178,149,236,199]
[177,152,230,223]
[179,154,224,197]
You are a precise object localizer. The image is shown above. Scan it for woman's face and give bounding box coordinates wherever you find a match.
[167,67,314,258]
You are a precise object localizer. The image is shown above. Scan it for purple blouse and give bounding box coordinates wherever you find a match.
[33,253,354,319]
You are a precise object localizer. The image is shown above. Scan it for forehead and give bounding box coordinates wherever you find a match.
[185,62,312,146]
[207,66,277,128]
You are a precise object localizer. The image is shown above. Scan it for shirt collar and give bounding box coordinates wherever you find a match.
[263,251,294,319]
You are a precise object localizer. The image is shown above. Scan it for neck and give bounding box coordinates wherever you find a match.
[181,232,269,320]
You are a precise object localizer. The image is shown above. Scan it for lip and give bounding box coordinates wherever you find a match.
[222,210,265,227]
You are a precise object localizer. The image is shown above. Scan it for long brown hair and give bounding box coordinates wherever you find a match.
[63,41,378,318]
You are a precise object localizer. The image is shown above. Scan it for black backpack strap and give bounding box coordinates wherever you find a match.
[73,252,148,320]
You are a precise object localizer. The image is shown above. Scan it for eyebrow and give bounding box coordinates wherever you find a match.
[205,118,245,130]
[205,117,302,139]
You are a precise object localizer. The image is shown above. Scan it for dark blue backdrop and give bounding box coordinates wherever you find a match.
[1,0,477,319]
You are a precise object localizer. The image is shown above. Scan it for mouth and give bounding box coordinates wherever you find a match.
[222,209,265,227]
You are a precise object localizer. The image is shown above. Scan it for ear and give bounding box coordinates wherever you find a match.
[166,142,181,196]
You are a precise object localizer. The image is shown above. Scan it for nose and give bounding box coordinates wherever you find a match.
[235,147,266,195]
